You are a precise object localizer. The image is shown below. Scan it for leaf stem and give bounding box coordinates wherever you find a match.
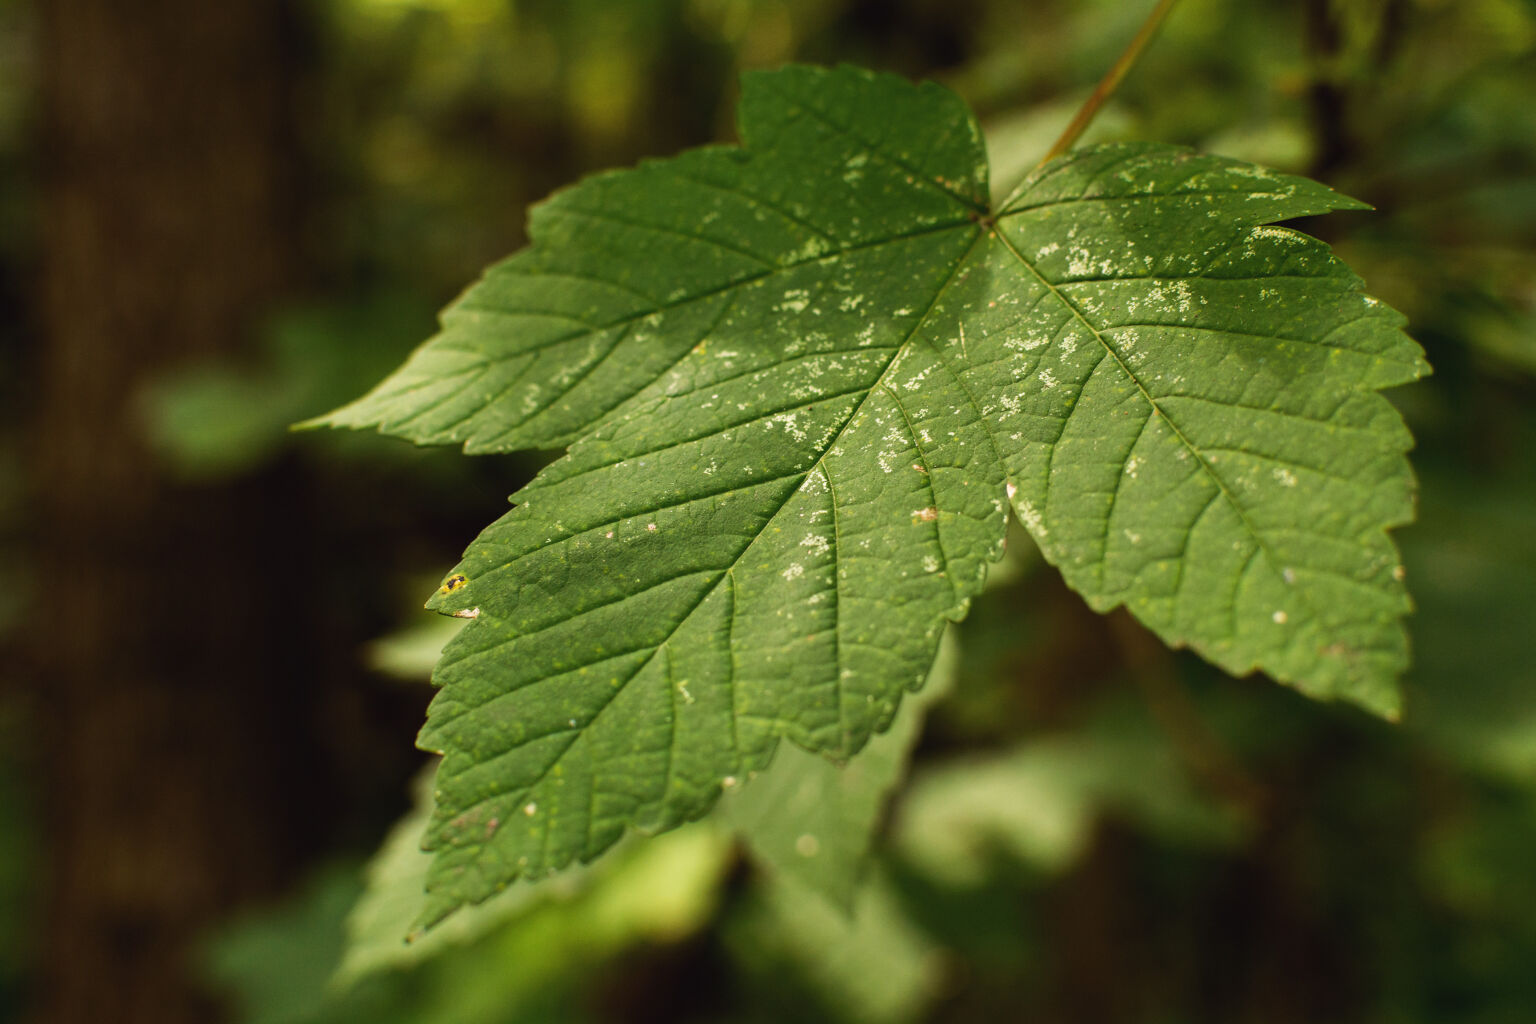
[1038,0,1184,167]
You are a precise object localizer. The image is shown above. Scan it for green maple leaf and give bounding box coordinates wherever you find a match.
[317,65,1426,928]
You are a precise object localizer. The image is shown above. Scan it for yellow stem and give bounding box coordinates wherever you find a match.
[1039,0,1184,167]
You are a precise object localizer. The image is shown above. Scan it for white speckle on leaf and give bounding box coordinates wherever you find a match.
[1223,163,1277,181]
[1251,225,1304,246]
[778,289,810,313]
[450,607,481,620]
[523,802,538,816]
[1273,468,1298,487]
[1016,498,1046,536]
[1272,610,1288,624]
[782,563,805,581]
[646,522,658,532]
[1172,280,1193,313]
[800,533,831,557]
[791,238,829,261]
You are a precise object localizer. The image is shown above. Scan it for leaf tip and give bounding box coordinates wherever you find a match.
[1317,186,1373,213]
[289,410,336,433]
[1343,677,1404,723]
[408,891,463,939]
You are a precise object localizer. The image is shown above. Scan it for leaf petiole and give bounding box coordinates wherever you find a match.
[1038,0,1183,166]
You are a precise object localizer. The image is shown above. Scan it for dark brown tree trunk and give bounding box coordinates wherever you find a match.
[31,2,319,1021]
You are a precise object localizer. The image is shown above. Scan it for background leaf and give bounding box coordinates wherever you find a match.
[335,767,728,985]
[725,870,942,1024]
[720,630,958,908]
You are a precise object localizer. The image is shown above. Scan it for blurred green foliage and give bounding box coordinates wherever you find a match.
[3,0,1534,1020]
[143,294,440,480]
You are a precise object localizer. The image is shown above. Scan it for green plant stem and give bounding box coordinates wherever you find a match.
[1038,0,1184,166]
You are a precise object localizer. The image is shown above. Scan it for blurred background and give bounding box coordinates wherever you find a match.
[1,0,1534,1021]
